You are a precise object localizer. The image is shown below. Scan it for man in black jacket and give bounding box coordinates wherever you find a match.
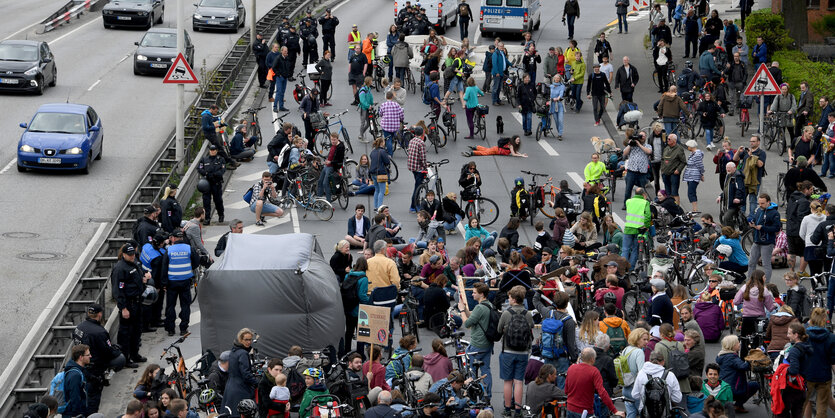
[785,181,813,271]
[457,0,473,40]
[719,162,746,226]
[133,205,161,246]
[300,89,320,144]
[215,219,242,257]
[587,64,612,126]
[271,47,293,112]
[112,245,149,366]
[207,350,231,395]
[517,73,537,136]
[725,52,746,111]
[198,145,227,224]
[74,304,128,414]
[318,9,339,61]
[651,19,672,46]
[252,33,269,88]
[299,19,319,66]
[285,27,301,74]
[614,56,639,102]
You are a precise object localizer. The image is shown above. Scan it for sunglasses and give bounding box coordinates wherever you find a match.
[709,280,719,283]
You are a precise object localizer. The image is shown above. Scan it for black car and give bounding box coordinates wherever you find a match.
[133,28,194,76]
[0,40,57,95]
[192,0,246,32]
[103,0,164,29]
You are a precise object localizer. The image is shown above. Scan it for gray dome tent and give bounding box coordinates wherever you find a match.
[198,233,344,357]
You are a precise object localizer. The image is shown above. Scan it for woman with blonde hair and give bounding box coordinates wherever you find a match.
[330,240,353,281]
[622,328,649,418]
[800,199,826,274]
[159,183,182,233]
[575,310,603,351]
[222,328,258,412]
[569,212,600,251]
[715,334,757,413]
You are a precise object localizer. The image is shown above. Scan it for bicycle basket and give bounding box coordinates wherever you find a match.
[442,112,454,126]
[309,112,327,130]
[308,71,321,81]
[719,288,737,301]
[536,105,549,116]
[476,104,489,116]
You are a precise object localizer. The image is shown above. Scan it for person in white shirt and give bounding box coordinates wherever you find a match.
[631,351,682,411]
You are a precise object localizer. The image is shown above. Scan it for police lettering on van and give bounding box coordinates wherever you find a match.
[479,0,542,35]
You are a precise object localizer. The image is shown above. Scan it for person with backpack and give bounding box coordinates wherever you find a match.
[54,344,90,417]
[497,285,534,417]
[715,334,758,413]
[617,328,648,418]
[566,347,625,417]
[341,257,371,357]
[457,0,473,40]
[599,302,630,356]
[386,335,418,385]
[534,291,578,390]
[653,323,692,405]
[459,282,497,395]
[631,350,682,416]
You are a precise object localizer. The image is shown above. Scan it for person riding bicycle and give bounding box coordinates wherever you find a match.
[657,86,690,136]
[676,61,699,95]
[584,152,607,185]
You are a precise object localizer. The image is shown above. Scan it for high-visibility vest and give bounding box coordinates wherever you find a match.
[167,243,194,281]
[348,31,361,49]
[139,243,164,272]
[624,197,649,231]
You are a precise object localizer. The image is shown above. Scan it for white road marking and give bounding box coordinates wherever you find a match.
[612,213,625,228]
[330,0,352,12]
[511,113,558,156]
[225,200,251,210]
[474,29,481,45]
[0,158,17,174]
[2,21,40,41]
[255,149,268,158]
[87,79,101,91]
[237,171,265,182]
[118,53,130,64]
[457,222,466,236]
[291,206,300,233]
[52,16,102,44]
[205,216,290,242]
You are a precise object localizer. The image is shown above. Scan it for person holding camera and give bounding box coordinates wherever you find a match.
[251,171,284,226]
[621,130,653,209]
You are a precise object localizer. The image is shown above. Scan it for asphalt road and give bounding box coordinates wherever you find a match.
[0,0,287,373]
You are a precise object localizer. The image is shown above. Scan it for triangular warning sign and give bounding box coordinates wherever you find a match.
[743,63,780,96]
[163,53,198,84]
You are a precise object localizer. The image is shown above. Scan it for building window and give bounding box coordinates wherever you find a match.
[829,0,834,10]
[807,0,820,8]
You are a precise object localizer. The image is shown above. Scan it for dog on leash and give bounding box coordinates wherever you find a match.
[496,116,504,134]
[590,136,617,153]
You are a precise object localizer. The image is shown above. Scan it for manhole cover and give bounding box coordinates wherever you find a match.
[17,252,66,261]
[1,232,40,239]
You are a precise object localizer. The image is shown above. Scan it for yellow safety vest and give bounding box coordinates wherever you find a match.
[624,197,650,234]
[349,31,361,49]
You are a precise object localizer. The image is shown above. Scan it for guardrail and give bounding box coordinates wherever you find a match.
[40,0,104,33]
[0,0,331,414]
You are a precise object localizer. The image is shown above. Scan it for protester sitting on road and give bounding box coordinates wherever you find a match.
[464,217,497,249]
[349,154,375,196]
[230,125,257,162]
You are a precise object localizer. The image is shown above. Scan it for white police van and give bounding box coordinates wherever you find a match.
[394,0,459,34]
[479,0,541,35]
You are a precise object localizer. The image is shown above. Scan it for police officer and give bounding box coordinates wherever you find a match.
[112,244,149,366]
[300,18,319,67]
[73,304,127,415]
[198,145,227,225]
[278,16,291,47]
[252,33,269,88]
[140,231,168,330]
[285,26,301,77]
[161,230,200,337]
[318,8,339,61]
[132,205,161,246]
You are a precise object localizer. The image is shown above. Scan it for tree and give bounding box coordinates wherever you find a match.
[783,0,809,45]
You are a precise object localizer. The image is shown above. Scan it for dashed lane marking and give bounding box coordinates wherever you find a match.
[510,113,558,156]
[87,79,101,91]
[291,206,300,233]
[0,158,17,174]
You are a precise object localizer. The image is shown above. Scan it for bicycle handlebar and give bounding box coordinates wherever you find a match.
[521,170,548,177]
[245,106,266,113]
[428,159,449,166]
[272,111,290,123]
[327,110,348,119]
[160,332,191,359]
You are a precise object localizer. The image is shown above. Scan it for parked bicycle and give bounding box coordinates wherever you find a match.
[473,104,488,140]
[314,110,354,157]
[462,186,499,227]
[416,159,450,206]
[241,106,265,147]
[424,111,448,153]
[278,169,334,221]
[520,170,550,226]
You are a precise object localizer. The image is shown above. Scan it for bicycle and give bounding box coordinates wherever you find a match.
[278,169,334,221]
[398,287,421,343]
[425,111,448,153]
[371,58,386,91]
[633,227,654,277]
[750,366,772,413]
[473,104,488,140]
[652,62,676,90]
[534,105,553,141]
[802,273,830,310]
[764,112,789,156]
[191,265,206,302]
[416,159,450,207]
[776,158,791,208]
[160,332,201,400]
[737,93,752,137]
[462,186,500,227]
[303,394,353,417]
[520,170,550,226]
[314,110,354,157]
[329,164,351,210]
[402,67,417,94]
[241,106,265,147]
[390,121,415,158]
[502,66,522,108]
[622,276,650,324]
[363,104,380,144]
[442,99,458,142]
[292,70,312,104]
[183,352,223,413]
[385,347,424,400]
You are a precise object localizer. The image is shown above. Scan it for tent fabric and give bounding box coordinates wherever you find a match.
[199,233,344,358]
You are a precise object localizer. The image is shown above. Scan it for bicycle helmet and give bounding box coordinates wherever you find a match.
[716,244,733,257]
[603,291,617,305]
[198,388,217,405]
[302,367,322,379]
[514,177,524,188]
[685,60,693,69]
[141,285,158,306]
[380,56,391,65]
[237,399,258,417]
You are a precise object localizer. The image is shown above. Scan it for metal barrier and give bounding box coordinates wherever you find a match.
[41,0,104,33]
[0,0,330,414]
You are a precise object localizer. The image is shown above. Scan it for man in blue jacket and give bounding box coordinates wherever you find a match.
[62,344,91,417]
[201,105,236,167]
[482,45,495,91]
[699,45,721,83]
[746,194,781,282]
[491,43,507,106]
[752,37,767,66]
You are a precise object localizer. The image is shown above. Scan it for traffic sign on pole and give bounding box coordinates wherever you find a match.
[743,63,781,96]
[163,53,198,84]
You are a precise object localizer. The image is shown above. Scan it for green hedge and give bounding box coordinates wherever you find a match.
[743,9,793,62]
[773,50,835,123]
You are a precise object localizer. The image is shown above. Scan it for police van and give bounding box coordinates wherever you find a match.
[394,0,459,34]
[479,0,541,35]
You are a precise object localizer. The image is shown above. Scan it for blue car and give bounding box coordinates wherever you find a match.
[17,103,103,174]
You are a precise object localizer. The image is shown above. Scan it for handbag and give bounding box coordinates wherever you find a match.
[243,186,254,204]
[376,174,389,183]
[267,68,275,81]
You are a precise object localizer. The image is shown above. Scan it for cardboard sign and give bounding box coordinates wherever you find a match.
[356,304,391,345]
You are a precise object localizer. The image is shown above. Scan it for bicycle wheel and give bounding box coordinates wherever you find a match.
[409,308,421,343]
[408,72,417,94]
[436,124,447,148]
[777,128,787,156]
[477,116,486,140]
[776,174,786,207]
[765,123,777,150]
[337,178,350,210]
[190,270,201,302]
[715,117,725,139]
[254,123,263,147]
[311,198,334,221]
[387,160,399,182]
[529,196,537,226]
[535,121,543,141]
[315,131,331,157]
[741,229,754,255]
[447,120,457,142]
[652,71,660,89]
[506,86,517,108]
[185,389,202,411]
[343,160,358,183]
[415,184,429,209]
[429,129,439,154]
[341,127,353,154]
[622,291,639,324]
[609,177,617,203]
[476,197,500,226]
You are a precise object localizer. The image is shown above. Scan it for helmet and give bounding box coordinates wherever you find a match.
[197,178,211,193]
[514,177,524,188]
[302,367,322,379]
[198,388,217,405]
[685,60,693,69]
[237,399,258,417]
[380,56,391,65]
[141,285,158,306]
[716,244,733,257]
[603,291,617,305]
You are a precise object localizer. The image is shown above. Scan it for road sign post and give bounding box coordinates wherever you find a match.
[177,0,184,174]
[250,0,257,47]
[743,63,781,135]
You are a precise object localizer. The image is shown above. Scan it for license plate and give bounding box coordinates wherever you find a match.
[0,78,17,84]
[38,158,61,164]
[207,20,219,24]
[117,16,131,20]
[150,63,168,68]
[486,18,500,23]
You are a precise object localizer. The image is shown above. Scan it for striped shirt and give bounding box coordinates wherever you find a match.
[378,100,404,133]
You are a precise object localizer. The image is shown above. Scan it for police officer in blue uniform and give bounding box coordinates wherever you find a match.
[198,144,227,225]
[140,231,168,331]
[161,230,201,337]
[112,244,149,366]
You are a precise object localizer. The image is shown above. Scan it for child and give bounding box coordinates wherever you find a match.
[649,245,674,277]
[268,373,291,418]
[436,238,449,264]
[299,368,329,418]
[411,211,442,251]
[534,220,557,250]
[419,239,439,266]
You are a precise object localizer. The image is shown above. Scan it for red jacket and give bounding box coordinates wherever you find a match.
[770,363,805,415]
[362,361,390,391]
[565,363,617,414]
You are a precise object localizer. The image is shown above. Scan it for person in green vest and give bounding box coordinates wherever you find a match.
[584,152,607,184]
[568,51,586,112]
[621,186,651,269]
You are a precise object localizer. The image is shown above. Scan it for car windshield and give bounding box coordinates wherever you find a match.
[140,33,177,48]
[28,112,87,134]
[200,0,235,8]
[0,44,38,61]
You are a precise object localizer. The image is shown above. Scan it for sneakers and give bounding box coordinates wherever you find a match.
[502,409,513,418]
[706,143,716,151]
[260,216,266,222]
[218,215,224,223]
[557,134,563,141]
[278,107,289,112]
[595,121,600,126]
[461,151,473,157]
[255,220,265,226]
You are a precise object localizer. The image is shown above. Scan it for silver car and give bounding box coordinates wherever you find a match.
[192,0,246,32]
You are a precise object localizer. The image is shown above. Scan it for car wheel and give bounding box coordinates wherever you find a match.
[35,77,44,95]
[104,23,111,29]
[49,68,56,87]
[95,138,103,160]
[134,65,140,75]
[80,153,92,175]
[147,14,153,29]
[192,24,198,32]
[17,164,25,173]
[157,8,164,23]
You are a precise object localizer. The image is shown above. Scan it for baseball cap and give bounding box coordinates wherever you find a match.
[123,245,136,255]
[208,144,218,150]
[219,350,232,361]
[429,255,441,264]
[171,230,184,238]
[437,237,444,243]
[143,205,157,214]
[650,278,666,291]
[541,246,552,254]
[87,304,104,315]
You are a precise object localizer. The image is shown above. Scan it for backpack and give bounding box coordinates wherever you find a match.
[286,367,307,402]
[422,82,434,105]
[604,322,627,357]
[340,274,362,312]
[276,143,292,169]
[459,3,469,16]
[50,368,85,414]
[676,71,690,90]
[615,346,638,387]
[478,301,502,343]
[503,308,533,351]
[511,187,529,218]
[643,370,672,417]
[540,311,567,359]
[663,342,691,379]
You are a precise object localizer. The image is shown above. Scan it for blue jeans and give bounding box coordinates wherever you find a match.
[466,346,492,395]
[411,171,425,211]
[317,166,335,201]
[617,13,628,32]
[460,19,470,40]
[491,74,505,104]
[705,128,715,146]
[663,117,679,136]
[621,233,640,269]
[687,180,699,203]
[747,185,760,217]
[551,106,565,136]
[274,76,287,110]
[546,356,570,390]
[623,170,647,202]
[662,173,681,197]
[822,152,835,177]
[567,15,576,38]
[521,112,532,132]
[593,395,611,418]
[443,214,463,231]
[383,129,395,156]
[352,180,375,195]
[624,386,639,418]
[373,177,385,210]
[571,83,583,111]
[267,161,279,174]
[482,232,498,249]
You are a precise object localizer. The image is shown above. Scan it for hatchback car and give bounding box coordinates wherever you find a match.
[192,0,246,32]
[17,104,103,174]
[133,28,194,76]
[103,0,165,29]
[0,40,57,95]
